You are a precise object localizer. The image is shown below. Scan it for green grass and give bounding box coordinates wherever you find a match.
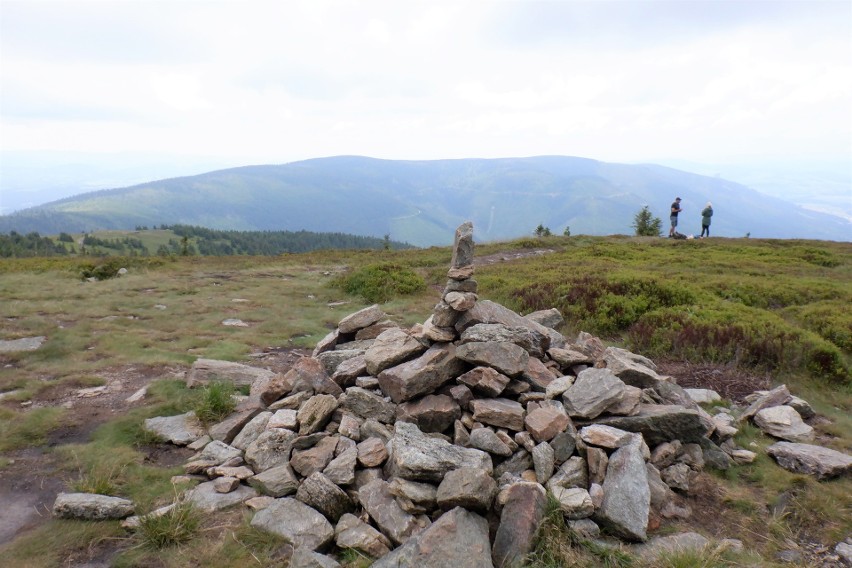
[1,234,851,567]
[133,500,201,549]
[192,381,236,425]
[0,407,66,451]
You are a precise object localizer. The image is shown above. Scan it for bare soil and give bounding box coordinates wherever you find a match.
[0,350,308,548]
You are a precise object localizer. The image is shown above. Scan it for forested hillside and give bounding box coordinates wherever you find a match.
[0,225,412,258]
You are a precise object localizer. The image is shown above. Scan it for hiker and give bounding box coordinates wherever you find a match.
[700,201,713,237]
[669,197,682,237]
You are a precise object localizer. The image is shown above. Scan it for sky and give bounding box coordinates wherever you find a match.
[1,0,851,179]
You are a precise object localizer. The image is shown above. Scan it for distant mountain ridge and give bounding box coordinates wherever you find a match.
[1,155,848,245]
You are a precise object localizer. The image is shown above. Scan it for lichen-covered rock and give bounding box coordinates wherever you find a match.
[52,493,134,520]
[250,497,334,551]
[386,422,492,482]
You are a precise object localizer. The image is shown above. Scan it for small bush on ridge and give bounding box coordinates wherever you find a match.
[331,262,426,303]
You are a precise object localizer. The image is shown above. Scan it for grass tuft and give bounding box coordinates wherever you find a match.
[193,381,237,425]
[330,262,426,303]
[134,500,201,549]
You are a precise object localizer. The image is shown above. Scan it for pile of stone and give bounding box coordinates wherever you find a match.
[52,222,852,567]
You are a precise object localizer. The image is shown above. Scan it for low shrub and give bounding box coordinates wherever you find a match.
[330,262,426,303]
[513,275,694,337]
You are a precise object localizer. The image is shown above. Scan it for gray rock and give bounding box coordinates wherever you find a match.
[661,463,691,492]
[646,463,677,511]
[545,375,574,400]
[562,368,627,420]
[231,411,272,450]
[209,406,262,444]
[550,430,577,464]
[214,476,241,493]
[455,300,552,357]
[248,463,300,497]
[684,388,722,405]
[834,541,852,566]
[267,408,298,430]
[524,308,564,330]
[633,532,710,561]
[245,428,297,472]
[296,472,353,522]
[754,405,815,442]
[459,323,540,358]
[602,347,661,387]
[356,320,400,340]
[289,548,341,568]
[436,467,497,513]
[386,422,492,482]
[594,440,650,542]
[546,456,588,491]
[766,442,852,480]
[445,291,478,312]
[739,384,792,423]
[494,449,534,478]
[595,404,708,446]
[365,328,427,376]
[358,479,426,546]
[323,446,358,486]
[524,405,571,443]
[456,341,529,377]
[469,427,514,457]
[330,354,367,388]
[397,394,460,434]
[388,478,438,514]
[256,357,341,405]
[357,437,389,468]
[188,481,258,512]
[144,412,206,446]
[522,357,558,391]
[338,305,386,334]
[373,507,492,568]
[312,329,339,357]
[457,366,511,397]
[251,497,334,551]
[553,486,594,519]
[335,513,393,559]
[532,442,555,484]
[579,424,634,449]
[451,221,475,269]
[470,398,525,431]
[0,336,46,352]
[339,386,396,423]
[787,396,815,419]
[291,436,339,477]
[492,482,547,568]
[297,394,339,435]
[586,446,609,486]
[378,344,467,403]
[547,347,594,368]
[195,440,242,465]
[567,518,600,539]
[317,349,364,377]
[361,419,393,443]
[186,358,276,389]
[52,493,134,520]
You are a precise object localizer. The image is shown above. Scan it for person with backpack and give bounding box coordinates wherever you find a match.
[700,202,713,237]
[669,197,682,237]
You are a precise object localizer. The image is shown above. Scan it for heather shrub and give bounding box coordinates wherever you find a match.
[331,262,426,303]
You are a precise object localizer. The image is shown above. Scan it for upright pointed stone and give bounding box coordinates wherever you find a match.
[451,221,475,269]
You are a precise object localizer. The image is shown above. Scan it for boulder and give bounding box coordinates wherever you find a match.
[388,478,438,515]
[245,428,297,472]
[595,404,708,446]
[386,422,492,482]
[331,355,367,387]
[248,464,300,497]
[52,493,134,520]
[297,394,339,435]
[296,472,353,522]
[373,507,492,568]
[524,308,564,330]
[553,486,594,519]
[456,341,529,378]
[144,412,206,446]
[338,305,386,334]
[364,328,427,376]
[602,347,661,388]
[323,446,358,486]
[231,411,272,450]
[358,479,427,546]
[291,436,338,477]
[335,513,393,559]
[684,388,722,405]
[470,398,526,431]
[531,442,555,484]
[738,384,791,423]
[357,437,389,468]
[492,482,547,568]
[187,358,276,389]
[339,386,396,423]
[525,406,571,443]
[766,442,852,480]
[455,300,551,357]
[579,424,634,449]
[188,481,258,512]
[469,427,514,457]
[289,548,341,568]
[250,497,334,551]
[562,368,627,420]
[378,344,467,404]
[397,394,460,434]
[457,366,511,397]
[450,221,475,269]
[209,405,262,444]
[444,291,478,311]
[436,467,497,513]
[754,405,815,442]
[460,323,540,358]
[594,440,650,542]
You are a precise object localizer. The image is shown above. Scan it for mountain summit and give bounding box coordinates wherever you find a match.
[1,156,848,245]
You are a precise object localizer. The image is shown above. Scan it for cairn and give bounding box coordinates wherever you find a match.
[54,222,852,568]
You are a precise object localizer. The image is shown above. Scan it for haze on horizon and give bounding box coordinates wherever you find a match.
[1,0,850,219]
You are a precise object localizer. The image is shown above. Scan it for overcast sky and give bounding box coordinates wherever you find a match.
[1,0,851,169]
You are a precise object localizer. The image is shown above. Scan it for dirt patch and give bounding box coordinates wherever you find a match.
[656,361,772,404]
[0,448,67,546]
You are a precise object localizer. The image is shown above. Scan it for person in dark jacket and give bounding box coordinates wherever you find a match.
[700,202,713,237]
[669,197,682,237]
